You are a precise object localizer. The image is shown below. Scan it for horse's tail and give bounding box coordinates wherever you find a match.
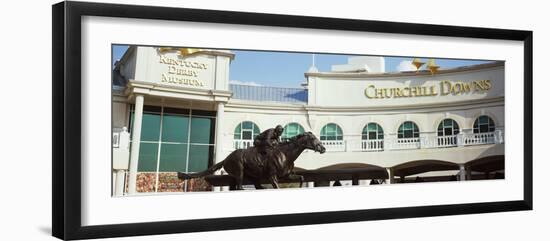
[177,161,224,180]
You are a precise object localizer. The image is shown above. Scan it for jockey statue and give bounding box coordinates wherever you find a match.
[253,125,284,157]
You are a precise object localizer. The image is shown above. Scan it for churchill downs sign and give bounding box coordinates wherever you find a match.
[364,80,492,99]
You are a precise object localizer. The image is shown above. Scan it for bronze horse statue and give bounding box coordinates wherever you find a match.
[178,132,326,190]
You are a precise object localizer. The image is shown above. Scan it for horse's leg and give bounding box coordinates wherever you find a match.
[269,175,280,189]
[253,180,265,190]
[287,174,304,188]
[234,170,245,190]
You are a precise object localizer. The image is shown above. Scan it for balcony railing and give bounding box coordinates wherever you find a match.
[230,130,503,152]
[361,139,384,152]
[463,132,496,146]
[394,138,421,150]
[234,140,254,149]
[436,135,458,148]
[321,140,346,152]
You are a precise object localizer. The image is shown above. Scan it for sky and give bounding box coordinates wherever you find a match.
[112,45,493,88]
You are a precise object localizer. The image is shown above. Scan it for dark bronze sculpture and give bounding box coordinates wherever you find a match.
[178,131,326,190]
[254,125,284,156]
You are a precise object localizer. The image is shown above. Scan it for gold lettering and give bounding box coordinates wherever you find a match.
[365,85,376,99]
[394,88,403,97]
[440,80,451,95]
[376,88,384,99]
[484,80,492,90]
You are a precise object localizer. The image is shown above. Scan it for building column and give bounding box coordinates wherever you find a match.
[128,94,144,195]
[214,102,225,192]
[459,164,466,181]
[114,169,126,196]
[386,168,395,184]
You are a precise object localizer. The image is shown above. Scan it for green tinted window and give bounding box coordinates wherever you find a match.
[242,121,253,129]
[137,143,158,172]
[438,118,459,136]
[161,114,189,143]
[398,121,419,139]
[187,144,212,172]
[159,143,187,172]
[282,123,305,140]
[140,113,161,141]
[362,123,384,140]
[234,124,241,139]
[474,115,495,133]
[190,117,214,144]
[320,123,343,141]
[234,121,260,140]
[130,106,215,180]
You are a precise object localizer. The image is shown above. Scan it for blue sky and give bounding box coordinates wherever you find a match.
[112,45,492,88]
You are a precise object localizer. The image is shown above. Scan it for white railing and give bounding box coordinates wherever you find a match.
[436,135,458,148]
[321,140,346,152]
[230,130,503,152]
[233,140,254,149]
[361,139,384,152]
[393,138,421,150]
[463,132,496,146]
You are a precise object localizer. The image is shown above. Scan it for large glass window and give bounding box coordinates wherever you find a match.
[362,123,384,140]
[320,123,343,141]
[234,121,261,140]
[473,115,495,133]
[397,121,419,139]
[130,106,215,175]
[438,119,460,136]
[282,123,305,141]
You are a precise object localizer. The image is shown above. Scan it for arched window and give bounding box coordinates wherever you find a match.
[282,123,305,141]
[397,121,419,139]
[320,123,343,141]
[473,115,495,133]
[362,123,384,140]
[437,119,460,136]
[437,119,459,147]
[234,121,260,140]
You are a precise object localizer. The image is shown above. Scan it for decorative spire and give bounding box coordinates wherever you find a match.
[427,59,440,75]
[158,47,203,57]
[412,58,425,72]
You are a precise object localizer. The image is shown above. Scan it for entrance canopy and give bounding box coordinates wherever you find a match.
[466,155,504,173]
[392,160,460,177]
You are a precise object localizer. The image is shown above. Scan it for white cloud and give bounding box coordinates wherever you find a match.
[229,80,262,86]
[396,60,417,72]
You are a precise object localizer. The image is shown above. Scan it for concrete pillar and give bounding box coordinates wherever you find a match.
[307,182,314,188]
[459,164,466,181]
[214,102,225,192]
[128,94,144,195]
[386,168,395,184]
[114,169,126,196]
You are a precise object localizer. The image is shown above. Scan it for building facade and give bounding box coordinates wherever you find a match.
[112,46,505,195]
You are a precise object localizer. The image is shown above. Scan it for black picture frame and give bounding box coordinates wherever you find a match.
[52,1,533,240]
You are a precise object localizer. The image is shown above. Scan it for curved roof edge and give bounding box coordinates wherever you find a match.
[305,61,504,78]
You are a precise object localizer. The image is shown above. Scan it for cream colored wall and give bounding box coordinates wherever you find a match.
[112,100,129,129]
[221,102,504,170]
[309,66,504,107]
[133,47,224,90]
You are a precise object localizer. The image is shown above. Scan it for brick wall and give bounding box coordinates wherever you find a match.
[125,172,212,193]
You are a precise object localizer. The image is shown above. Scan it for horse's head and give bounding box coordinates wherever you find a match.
[295,132,326,154]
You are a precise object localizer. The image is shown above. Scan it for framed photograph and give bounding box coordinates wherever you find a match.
[52,1,533,240]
